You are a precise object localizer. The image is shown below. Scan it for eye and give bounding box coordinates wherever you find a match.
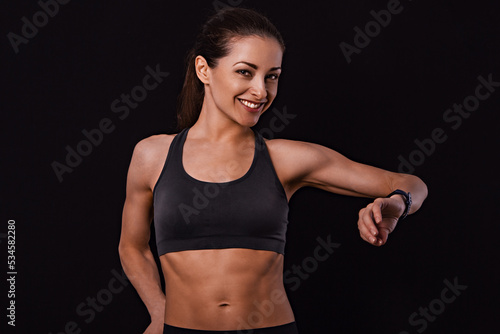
[266,73,280,80]
[236,69,251,76]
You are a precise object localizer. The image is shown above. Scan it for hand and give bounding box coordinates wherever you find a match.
[143,320,164,334]
[357,196,405,246]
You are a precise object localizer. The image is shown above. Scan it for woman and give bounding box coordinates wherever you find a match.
[118,7,428,334]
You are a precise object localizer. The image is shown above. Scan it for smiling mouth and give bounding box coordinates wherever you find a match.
[238,98,265,110]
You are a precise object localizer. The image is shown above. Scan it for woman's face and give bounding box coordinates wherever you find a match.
[200,35,283,127]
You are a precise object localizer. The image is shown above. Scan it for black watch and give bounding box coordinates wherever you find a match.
[386,189,412,220]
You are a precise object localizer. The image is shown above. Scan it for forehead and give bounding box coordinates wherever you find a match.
[220,35,283,68]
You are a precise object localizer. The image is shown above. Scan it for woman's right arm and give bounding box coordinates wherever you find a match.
[118,139,166,333]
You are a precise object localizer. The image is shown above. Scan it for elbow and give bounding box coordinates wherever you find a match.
[414,174,428,199]
[407,174,428,211]
[393,173,428,211]
[118,241,136,264]
[118,243,139,274]
[118,240,151,263]
[420,177,429,200]
[118,242,129,265]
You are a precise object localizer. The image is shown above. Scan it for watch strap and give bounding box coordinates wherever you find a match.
[386,189,412,220]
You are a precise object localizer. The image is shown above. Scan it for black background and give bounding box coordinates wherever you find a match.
[2,0,499,333]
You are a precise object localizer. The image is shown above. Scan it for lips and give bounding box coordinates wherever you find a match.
[238,98,265,112]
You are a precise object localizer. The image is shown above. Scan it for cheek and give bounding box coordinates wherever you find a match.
[214,77,244,102]
[267,84,278,101]
[270,85,278,96]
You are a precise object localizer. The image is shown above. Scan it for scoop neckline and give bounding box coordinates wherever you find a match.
[180,127,258,185]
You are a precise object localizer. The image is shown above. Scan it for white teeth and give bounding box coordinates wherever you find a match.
[240,99,261,109]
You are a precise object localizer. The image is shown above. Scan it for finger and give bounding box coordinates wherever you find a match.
[357,209,370,243]
[377,227,390,246]
[358,217,377,244]
[358,208,378,245]
[372,198,385,224]
[360,204,378,237]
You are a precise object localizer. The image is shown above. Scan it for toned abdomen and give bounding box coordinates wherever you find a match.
[160,248,295,330]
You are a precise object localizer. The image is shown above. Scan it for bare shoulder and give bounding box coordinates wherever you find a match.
[264,137,315,150]
[263,137,351,193]
[263,137,332,166]
[263,137,330,191]
[128,133,177,191]
[133,133,176,159]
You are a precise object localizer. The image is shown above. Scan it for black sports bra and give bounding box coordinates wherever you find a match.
[152,127,289,256]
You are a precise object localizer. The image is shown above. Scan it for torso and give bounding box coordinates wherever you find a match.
[160,249,293,330]
[144,131,300,330]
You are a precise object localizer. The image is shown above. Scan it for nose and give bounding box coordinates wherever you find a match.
[249,77,267,101]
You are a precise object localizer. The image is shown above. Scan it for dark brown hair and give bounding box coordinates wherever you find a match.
[176,7,285,131]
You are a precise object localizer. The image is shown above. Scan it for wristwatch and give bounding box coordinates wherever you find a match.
[386,189,412,220]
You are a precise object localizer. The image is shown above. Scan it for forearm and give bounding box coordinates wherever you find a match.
[119,246,165,320]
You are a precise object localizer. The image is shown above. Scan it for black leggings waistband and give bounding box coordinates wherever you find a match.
[163,321,299,334]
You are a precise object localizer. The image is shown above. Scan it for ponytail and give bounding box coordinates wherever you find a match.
[176,49,204,131]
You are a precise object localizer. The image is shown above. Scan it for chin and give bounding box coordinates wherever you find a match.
[229,113,260,128]
[238,119,259,128]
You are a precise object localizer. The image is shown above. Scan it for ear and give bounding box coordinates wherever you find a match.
[195,55,210,85]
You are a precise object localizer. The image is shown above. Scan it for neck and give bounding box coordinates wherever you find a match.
[190,97,254,144]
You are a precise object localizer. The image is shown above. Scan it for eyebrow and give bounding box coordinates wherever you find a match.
[233,61,281,71]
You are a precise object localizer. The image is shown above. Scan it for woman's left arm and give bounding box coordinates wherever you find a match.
[272,139,429,246]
